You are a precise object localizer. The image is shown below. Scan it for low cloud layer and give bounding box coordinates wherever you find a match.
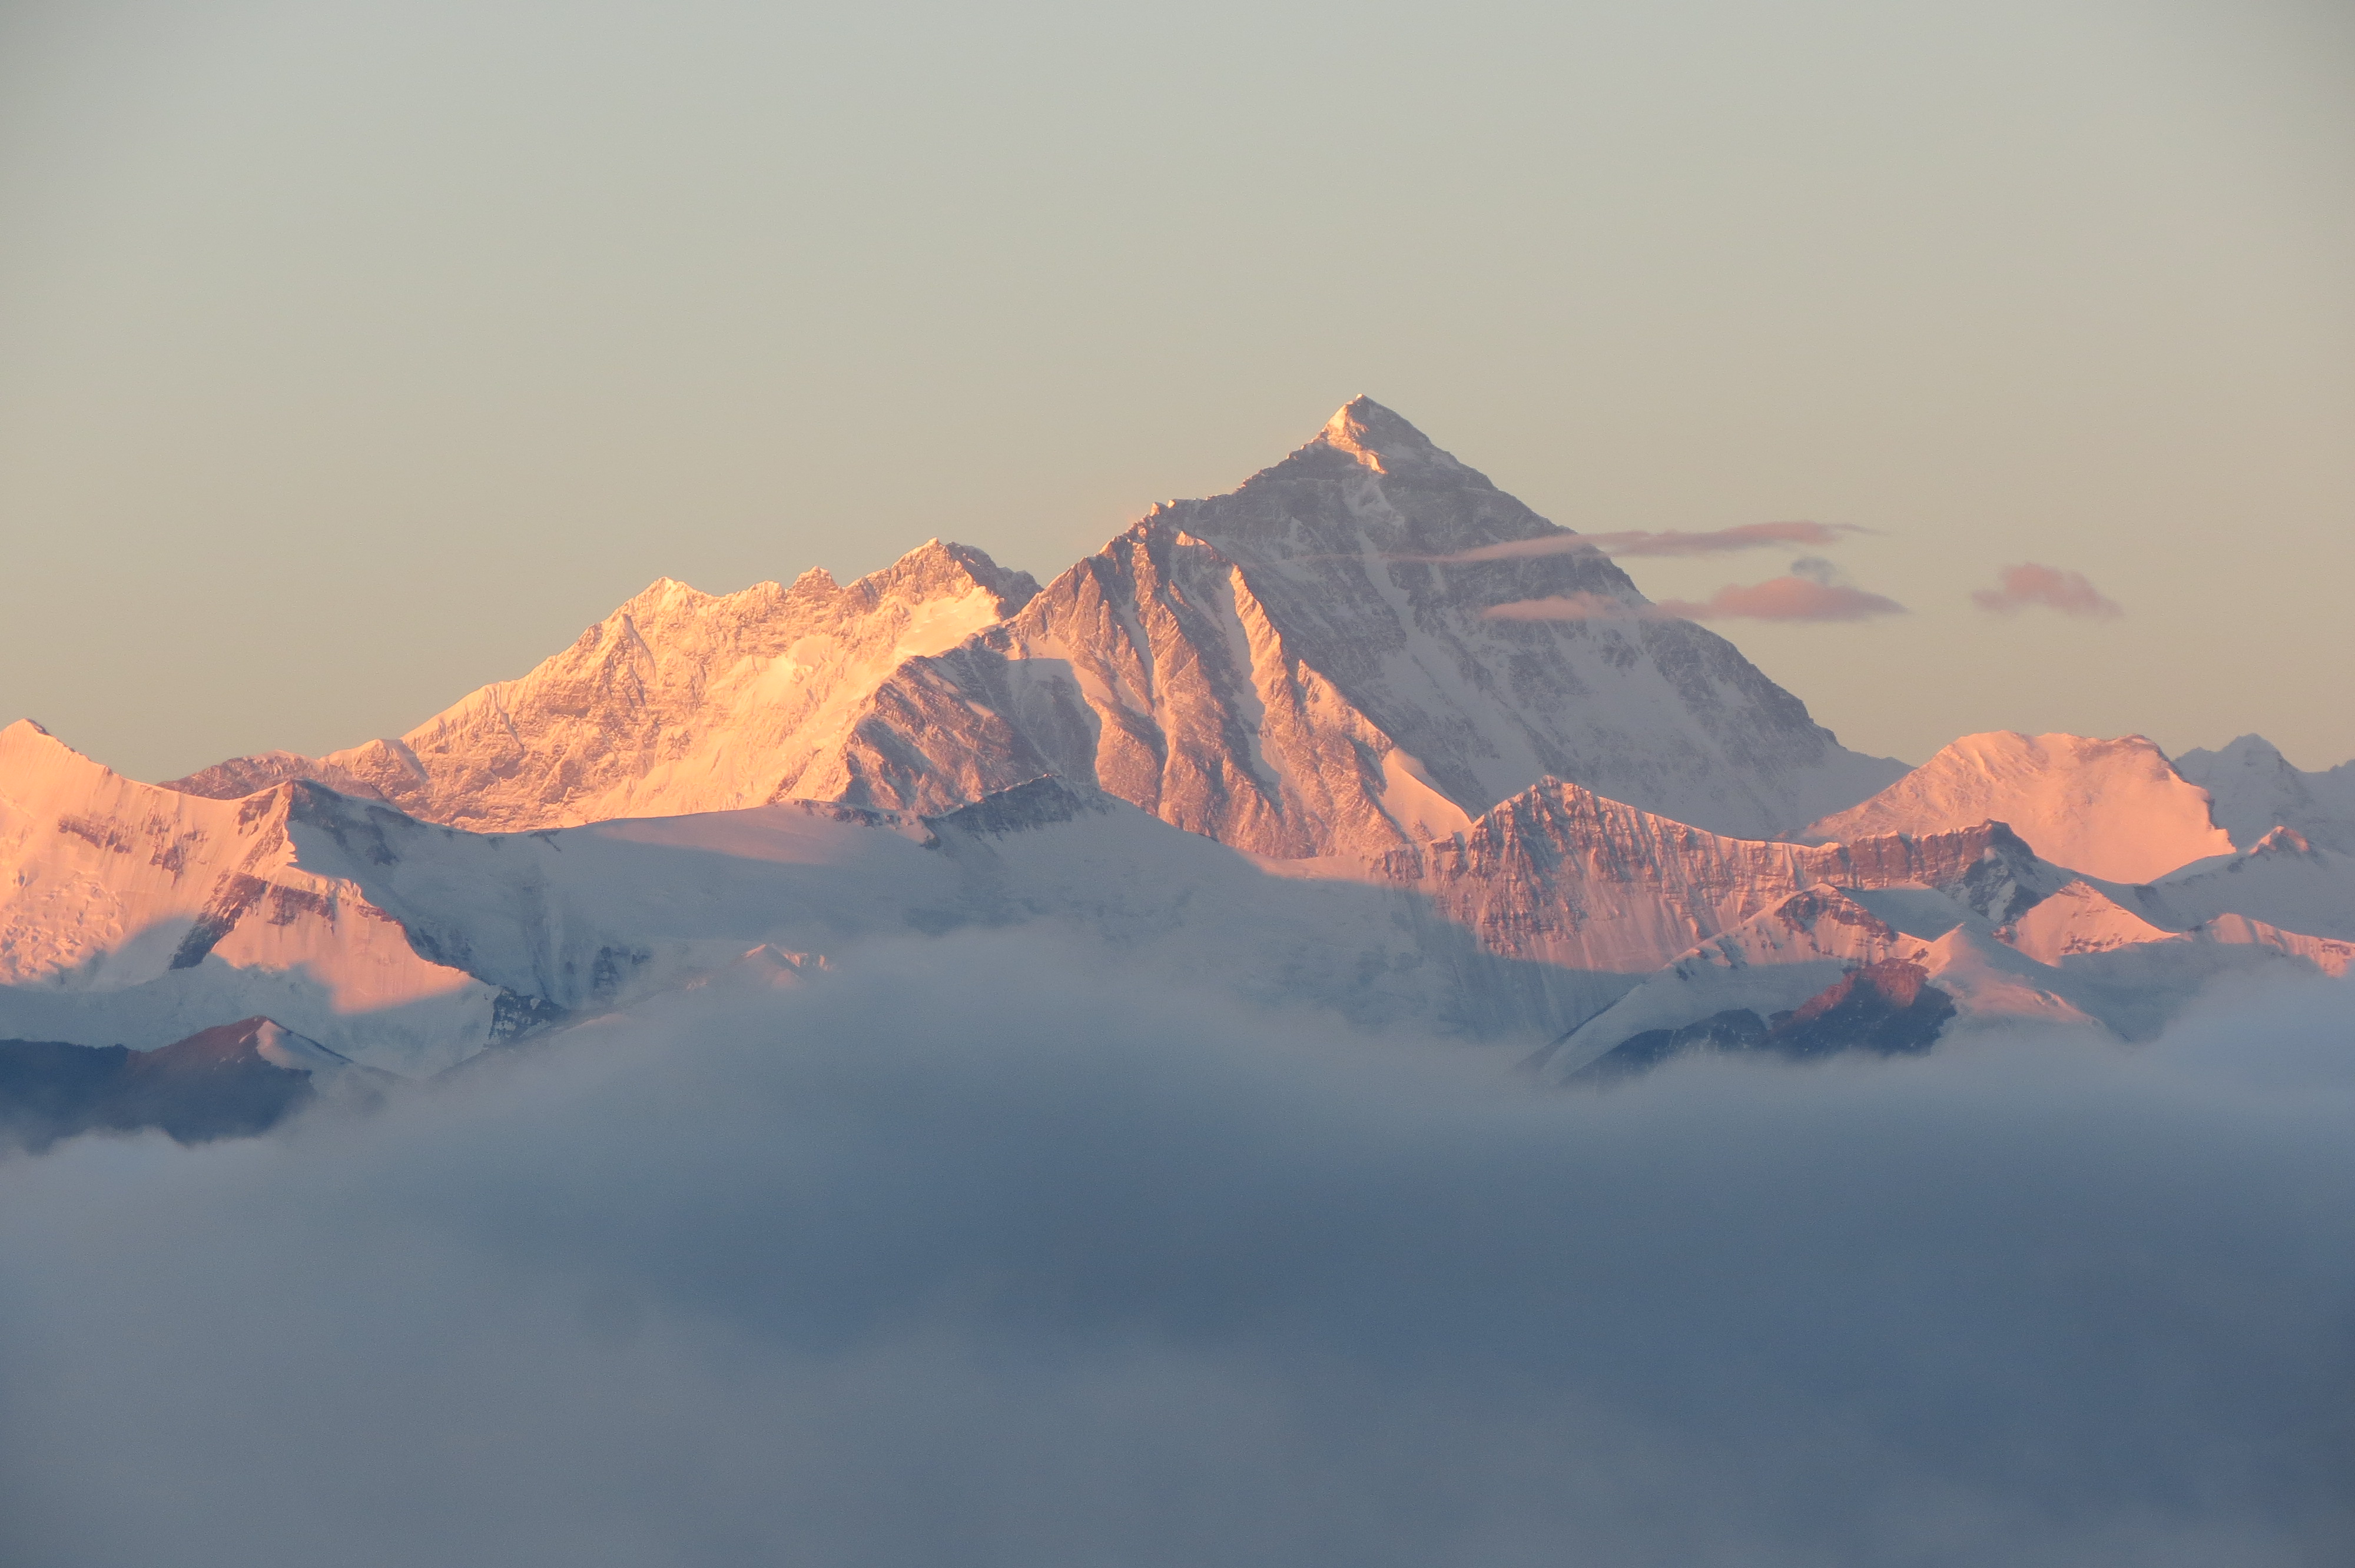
[3,934,2351,1567]
[1973,563,2124,618]
[1410,520,1869,565]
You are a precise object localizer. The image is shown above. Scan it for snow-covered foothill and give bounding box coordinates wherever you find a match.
[2141,828,2355,942]
[5,723,1631,1069]
[1999,880,2185,964]
[1296,780,2071,978]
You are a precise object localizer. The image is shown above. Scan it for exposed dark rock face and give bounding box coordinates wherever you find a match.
[1766,958,1957,1058]
[925,776,1111,838]
[1570,959,1956,1084]
[0,1018,337,1150]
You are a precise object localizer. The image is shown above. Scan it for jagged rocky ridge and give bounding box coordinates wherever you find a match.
[10,710,2353,1094]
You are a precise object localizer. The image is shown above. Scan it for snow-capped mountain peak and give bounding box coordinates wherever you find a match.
[805,400,1904,851]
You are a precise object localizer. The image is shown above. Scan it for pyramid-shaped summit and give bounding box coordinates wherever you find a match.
[1308,396,1467,474]
[814,400,1907,852]
[167,401,1902,853]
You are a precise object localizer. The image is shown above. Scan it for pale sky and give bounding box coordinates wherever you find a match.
[4,0,2350,781]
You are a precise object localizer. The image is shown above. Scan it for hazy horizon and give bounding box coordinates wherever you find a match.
[5,0,2351,780]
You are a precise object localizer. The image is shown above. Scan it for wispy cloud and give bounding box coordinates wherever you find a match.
[1590,521,1873,558]
[1411,520,1870,565]
[1486,569,1906,624]
[1481,592,1663,622]
[1972,563,2122,619]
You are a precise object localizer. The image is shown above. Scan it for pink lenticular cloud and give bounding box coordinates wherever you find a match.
[1485,576,1906,623]
[1971,563,2122,619]
[1407,520,1869,565]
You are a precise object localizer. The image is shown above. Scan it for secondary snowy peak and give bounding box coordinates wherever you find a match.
[811,400,1904,854]
[168,541,1041,833]
[1999,880,2185,964]
[2170,734,2355,853]
[1801,732,2233,883]
[2142,827,2355,942]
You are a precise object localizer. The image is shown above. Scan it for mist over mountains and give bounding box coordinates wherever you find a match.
[4,401,2353,1565]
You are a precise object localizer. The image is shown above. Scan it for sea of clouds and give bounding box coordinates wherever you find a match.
[3,930,2351,1567]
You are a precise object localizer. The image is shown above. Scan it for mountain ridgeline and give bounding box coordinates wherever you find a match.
[4,398,2352,1125]
[168,400,1904,853]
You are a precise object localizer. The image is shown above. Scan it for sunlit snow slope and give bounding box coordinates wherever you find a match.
[1802,732,2233,883]
[169,542,1041,832]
